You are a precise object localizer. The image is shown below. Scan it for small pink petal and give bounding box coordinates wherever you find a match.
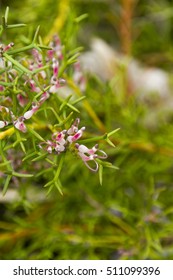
[0,120,8,128]
[77,144,89,154]
[14,119,27,133]
[0,85,4,91]
[67,130,84,143]
[47,146,53,153]
[52,58,59,76]
[39,92,50,104]
[4,42,14,52]
[17,94,27,107]
[47,50,54,60]
[24,110,34,119]
[49,84,57,93]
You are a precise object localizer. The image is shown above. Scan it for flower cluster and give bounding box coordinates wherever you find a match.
[0,8,113,194]
[0,26,107,177]
[0,36,66,133]
[0,42,15,91]
[39,118,107,172]
[0,94,48,132]
[0,34,86,134]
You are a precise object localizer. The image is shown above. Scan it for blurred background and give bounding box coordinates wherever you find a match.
[1,0,173,260]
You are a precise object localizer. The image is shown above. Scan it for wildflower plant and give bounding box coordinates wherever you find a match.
[0,7,118,196]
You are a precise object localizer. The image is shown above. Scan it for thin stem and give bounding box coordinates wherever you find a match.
[32,26,40,43]
[7,24,26,29]
[54,153,65,181]
[78,134,107,144]
[4,6,9,25]
[7,44,34,55]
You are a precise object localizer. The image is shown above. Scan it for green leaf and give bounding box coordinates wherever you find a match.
[107,128,120,137]
[4,7,9,24]
[71,96,86,105]
[27,127,45,141]
[46,184,54,196]
[54,154,65,181]
[44,180,54,188]
[68,47,84,56]
[22,151,38,162]
[7,44,34,55]
[67,53,81,65]
[37,44,52,50]
[55,180,63,196]
[5,171,33,178]
[44,107,62,122]
[0,161,11,168]
[7,24,26,29]
[74,14,88,23]
[36,167,52,178]
[99,164,103,186]
[57,96,80,113]
[32,153,48,162]
[3,175,12,196]
[32,64,49,75]
[0,81,13,86]
[32,26,40,43]
[54,112,73,127]
[60,95,73,111]
[0,25,3,36]
[96,159,119,170]
[3,53,31,74]
[106,138,116,148]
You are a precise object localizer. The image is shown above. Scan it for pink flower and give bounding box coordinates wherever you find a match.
[3,42,14,52]
[75,143,107,172]
[24,103,39,119]
[0,106,28,133]
[0,106,11,129]
[54,142,66,153]
[52,130,66,142]
[52,58,59,77]
[0,120,9,128]
[46,35,63,61]
[0,85,4,91]
[53,130,67,153]
[49,77,66,93]
[39,140,56,154]
[17,94,28,107]
[67,127,85,143]
[66,118,85,143]
[51,35,63,60]
[29,79,40,93]
[67,118,80,135]
[47,49,54,60]
[39,91,50,104]
[38,118,108,173]
[14,117,27,133]
[29,61,34,71]
[39,130,67,154]
[32,49,42,63]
